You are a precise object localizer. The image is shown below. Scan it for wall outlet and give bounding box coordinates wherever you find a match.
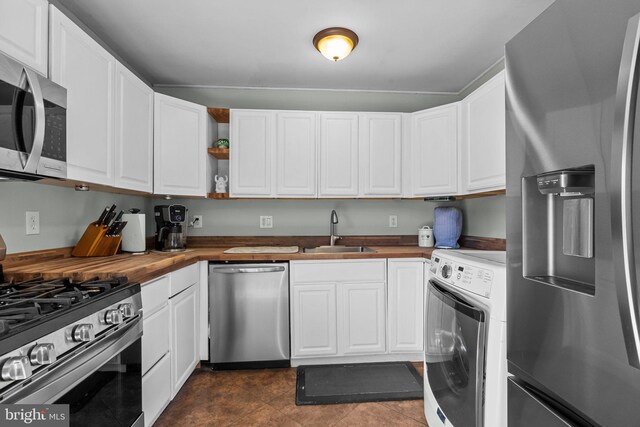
[26,211,40,235]
[192,215,203,228]
[260,216,273,229]
[389,215,398,228]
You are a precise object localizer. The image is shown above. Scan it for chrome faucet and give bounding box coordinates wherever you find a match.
[330,210,341,246]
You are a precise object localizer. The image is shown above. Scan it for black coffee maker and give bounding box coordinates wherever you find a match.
[154,205,188,252]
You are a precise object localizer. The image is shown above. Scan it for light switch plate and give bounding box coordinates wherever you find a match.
[26,211,40,235]
[389,215,398,228]
[260,216,273,229]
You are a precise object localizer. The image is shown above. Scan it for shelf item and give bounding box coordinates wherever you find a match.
[207,192,229,199]
[207,108,229,123]
[207,148,229,160]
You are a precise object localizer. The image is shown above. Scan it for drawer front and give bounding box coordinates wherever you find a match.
[141,274,170,317]
[291,260,386,283]
[142,353,171,427]
[142,304,170,375]
[170,263,199,297]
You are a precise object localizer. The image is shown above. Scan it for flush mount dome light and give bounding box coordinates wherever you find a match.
[313,27,359,62]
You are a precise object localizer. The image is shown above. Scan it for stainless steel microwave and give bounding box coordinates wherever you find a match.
[0,52,66,181]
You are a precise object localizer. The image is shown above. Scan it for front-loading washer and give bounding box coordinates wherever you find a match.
[424,250,507,427]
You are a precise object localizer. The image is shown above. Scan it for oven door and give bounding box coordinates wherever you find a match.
[425,279,487,427]
[8,317,143,427]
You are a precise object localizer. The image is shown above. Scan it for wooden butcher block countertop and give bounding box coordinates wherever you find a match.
[1,235,505,284]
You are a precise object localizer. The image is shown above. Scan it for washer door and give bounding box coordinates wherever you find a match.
[425,280,487,427]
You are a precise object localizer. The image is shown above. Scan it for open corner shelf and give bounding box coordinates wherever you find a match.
[208,192,229,199]
[207,108,230,123]
[207,148,229,160]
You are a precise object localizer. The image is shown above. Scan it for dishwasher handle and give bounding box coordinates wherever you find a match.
[212,266,286,274]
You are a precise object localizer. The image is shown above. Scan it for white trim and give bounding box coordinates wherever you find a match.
[290,352,424,367]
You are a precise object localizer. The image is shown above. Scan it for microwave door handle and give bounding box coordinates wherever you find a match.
[611,12,640,369]
[19,68,45,174]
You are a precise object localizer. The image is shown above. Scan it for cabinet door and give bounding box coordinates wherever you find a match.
[115,63,153,192]
[169,284,198,398]
[154,93,206,196]
[0,0,48,75]
[319,113,359,197]
[340,282,386,354]
[142,353,171,427]
[388,260,424,353]
[359,113,402,197]
[291,284,338,357]
[229,110,275,197]
[142,304,170,375]
[461,71,506,193]
[276,112,317,197]
[410,104,459,196]
[50,7,116,186]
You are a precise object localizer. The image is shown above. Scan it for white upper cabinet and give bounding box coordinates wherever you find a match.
[154,93,207,197]
[319,113,359,198]
[115,63,153,193]
[359,113,402,197]
[276,111,317,197]
[409,103,459,197]
[50,6,116,186]
[230,110,275,197]
[461,71,506,193]
[0,0,48,75]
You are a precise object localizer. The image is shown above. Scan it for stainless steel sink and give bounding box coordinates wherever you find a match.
[302,246,375,254]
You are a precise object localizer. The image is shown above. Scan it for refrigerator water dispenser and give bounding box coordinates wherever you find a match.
[522,166,596,294]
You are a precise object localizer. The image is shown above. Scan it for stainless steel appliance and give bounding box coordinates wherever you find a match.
[0,52,66,181]
[154,205,187,252]
[0,276,143,427]
[209,263,290,368]
[506,1,640,425]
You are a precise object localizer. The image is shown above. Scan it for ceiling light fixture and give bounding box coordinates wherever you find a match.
[313,27,359,62]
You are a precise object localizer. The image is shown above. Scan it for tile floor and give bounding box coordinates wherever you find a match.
[155,363,428,426]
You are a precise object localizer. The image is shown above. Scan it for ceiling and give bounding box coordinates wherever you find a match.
[57,0,554,93]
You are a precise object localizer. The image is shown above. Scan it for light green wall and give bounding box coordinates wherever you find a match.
[0,181,151,254]
[157,196,506,240]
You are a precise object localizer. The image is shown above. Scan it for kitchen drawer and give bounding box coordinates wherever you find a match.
[142,352,171,427]
[141,274,170,317]
[142,304,170,375]
[291,260,386,283]
[170,263,199,297]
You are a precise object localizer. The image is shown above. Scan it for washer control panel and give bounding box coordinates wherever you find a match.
[432,256,493,298]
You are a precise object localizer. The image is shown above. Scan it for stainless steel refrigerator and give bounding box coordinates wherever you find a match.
[506,0,640,425]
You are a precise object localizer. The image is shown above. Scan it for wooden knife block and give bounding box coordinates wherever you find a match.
[72,222,123,257]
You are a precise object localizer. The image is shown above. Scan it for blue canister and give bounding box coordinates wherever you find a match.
[433,207,462,249]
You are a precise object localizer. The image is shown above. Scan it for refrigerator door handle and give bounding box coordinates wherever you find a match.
[611,12,640,369]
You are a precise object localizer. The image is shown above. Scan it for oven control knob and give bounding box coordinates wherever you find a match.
[119,303,134,319]
[1,356,32,381]
[104,308,123,325]
[441,264,452,279]
[72,324,95,342]
[29,343,57,366]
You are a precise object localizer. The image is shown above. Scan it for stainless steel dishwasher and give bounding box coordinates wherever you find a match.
[209,262,290,368]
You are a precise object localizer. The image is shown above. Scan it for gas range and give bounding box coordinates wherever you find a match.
[0,275,143,426]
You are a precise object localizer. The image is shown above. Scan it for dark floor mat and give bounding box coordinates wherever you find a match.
[296,362,424,405]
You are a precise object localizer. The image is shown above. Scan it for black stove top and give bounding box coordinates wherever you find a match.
[0,276,130,337]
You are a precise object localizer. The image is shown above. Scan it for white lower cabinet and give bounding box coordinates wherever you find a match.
[340,282,386,354]
[142,353,172,427]
[292,283,338,357]
[291,258,425,364]
[290,260,387,360]
[388,259,425,353]
[141,264,200,425]
[169,283,198,399]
